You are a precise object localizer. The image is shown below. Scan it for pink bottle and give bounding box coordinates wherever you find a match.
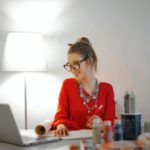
[103,120,113,143]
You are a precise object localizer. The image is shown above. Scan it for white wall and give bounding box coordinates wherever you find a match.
[0,0,150,129]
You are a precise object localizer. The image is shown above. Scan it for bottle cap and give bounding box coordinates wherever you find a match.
[93,118,101,123]
[114,119,121,124]
[104,120,111,126]
[124,90,130,99]
[130,91,136,98]
[92,118,101,127]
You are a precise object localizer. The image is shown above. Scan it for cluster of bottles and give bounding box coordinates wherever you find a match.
[92,90,141,143]
[124,90,137,113]
[122,90,141,140]
[92,118,123,144]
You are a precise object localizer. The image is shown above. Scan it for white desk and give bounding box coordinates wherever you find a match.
[0,129,93,150]
[1,132,150,150]
[1,139,150,150]
[0,139,80,150]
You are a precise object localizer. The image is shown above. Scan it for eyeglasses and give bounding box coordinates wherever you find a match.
[63,57,87,72]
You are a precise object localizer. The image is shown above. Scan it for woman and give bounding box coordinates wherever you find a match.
[52,37,116,136]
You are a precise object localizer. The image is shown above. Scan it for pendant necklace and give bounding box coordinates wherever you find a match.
[79,79,99,113]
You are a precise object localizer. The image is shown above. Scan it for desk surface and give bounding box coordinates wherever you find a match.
[0,129,92,150]
[1,132,150,150]
[1,139,150,150]
[0,139,80,150]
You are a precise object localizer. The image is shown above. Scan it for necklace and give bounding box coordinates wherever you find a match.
[79,79,99,113]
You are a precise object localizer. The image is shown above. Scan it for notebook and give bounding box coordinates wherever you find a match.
[0,104,60,146]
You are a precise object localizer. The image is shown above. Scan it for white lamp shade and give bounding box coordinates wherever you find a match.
[1,32,47,71]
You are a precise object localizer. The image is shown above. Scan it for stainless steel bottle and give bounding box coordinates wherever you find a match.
[124,91,136,113]
[124,91,130,113]
[92,118,102,144]
[129,91,136,113]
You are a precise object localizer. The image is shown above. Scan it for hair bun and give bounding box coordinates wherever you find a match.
[77,37,91,46]
[68,37,91,47]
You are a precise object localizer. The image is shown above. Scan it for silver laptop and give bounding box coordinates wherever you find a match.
[0,104,60,146]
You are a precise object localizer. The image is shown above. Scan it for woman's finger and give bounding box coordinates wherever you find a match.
[55,128,62,137]
[54,125,69,137]
[62,127,68,136]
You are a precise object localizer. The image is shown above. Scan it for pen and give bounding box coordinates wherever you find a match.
[93,104,103,115]
[86,104,103,128]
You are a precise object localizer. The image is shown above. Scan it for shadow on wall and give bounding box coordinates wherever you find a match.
[0,72,24,102]
[0,72,21,86]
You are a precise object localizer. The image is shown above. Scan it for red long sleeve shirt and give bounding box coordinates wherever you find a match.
[52,78,115,130]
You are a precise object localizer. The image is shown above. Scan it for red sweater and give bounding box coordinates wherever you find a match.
[52,78,115,130]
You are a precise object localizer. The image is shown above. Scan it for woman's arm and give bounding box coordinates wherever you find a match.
[52,80,80,130]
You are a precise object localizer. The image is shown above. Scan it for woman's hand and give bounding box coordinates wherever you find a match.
[86,115,103,128]
[54,124,69,137]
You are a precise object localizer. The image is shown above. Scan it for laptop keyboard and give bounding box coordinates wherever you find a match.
[22,136,37,142]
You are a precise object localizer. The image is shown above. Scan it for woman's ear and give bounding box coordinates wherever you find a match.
[86,58,93,66]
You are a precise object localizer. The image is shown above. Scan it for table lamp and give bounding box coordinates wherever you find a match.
[1,32,47,129]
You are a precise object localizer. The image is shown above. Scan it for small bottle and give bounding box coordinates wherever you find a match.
[129,91,136,113]
[114,119,123,141]
[124,91,130,113]
[92,118,102,144]
[103,121,113,143]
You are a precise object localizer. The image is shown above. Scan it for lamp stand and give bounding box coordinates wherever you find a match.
[24,72,28,129]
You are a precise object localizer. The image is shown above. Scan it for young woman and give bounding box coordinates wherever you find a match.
[52,37,116,136]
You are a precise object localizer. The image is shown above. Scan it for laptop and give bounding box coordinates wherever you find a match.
[0,104,60,146]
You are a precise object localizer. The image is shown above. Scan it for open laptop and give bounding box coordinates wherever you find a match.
[0,104,60,146]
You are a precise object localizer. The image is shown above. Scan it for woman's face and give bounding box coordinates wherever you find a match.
[67,53,90,80]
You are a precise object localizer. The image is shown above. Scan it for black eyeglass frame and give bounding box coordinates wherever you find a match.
[63,57,88,72]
